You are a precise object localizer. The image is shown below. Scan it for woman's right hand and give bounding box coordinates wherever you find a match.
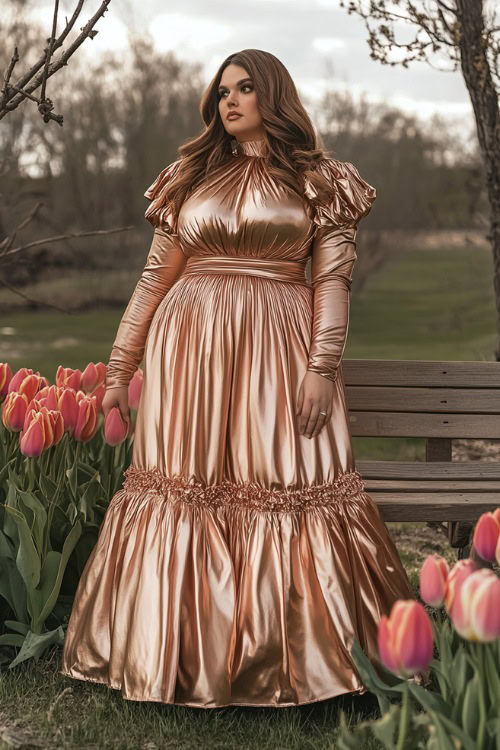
[102,386,131,427]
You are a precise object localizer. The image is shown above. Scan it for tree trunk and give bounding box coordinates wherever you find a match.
[456,0,500,360]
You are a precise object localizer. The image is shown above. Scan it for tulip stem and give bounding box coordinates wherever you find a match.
[396,679,410,750]
[475,642,487,750]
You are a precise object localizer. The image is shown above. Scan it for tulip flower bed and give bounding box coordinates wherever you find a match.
[1,360,500,750]
[0,361,141,667]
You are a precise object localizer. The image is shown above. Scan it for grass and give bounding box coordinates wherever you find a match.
[0,243,495,748]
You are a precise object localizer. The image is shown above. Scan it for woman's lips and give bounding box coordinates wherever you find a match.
[227,113,243,120]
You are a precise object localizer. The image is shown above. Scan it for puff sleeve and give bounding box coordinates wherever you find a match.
[105,160,188,390]
[304,158,377,383]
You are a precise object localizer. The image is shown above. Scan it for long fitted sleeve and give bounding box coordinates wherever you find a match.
[106,161,186,390]
[304,159,377,383]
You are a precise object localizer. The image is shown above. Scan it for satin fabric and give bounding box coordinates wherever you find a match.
[60,138,417,707]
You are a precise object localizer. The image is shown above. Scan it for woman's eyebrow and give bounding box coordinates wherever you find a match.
[218,78,252,91]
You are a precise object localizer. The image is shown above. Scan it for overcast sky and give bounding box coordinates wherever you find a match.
[34,0,479,145]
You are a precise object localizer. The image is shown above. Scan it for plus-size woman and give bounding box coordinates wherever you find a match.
[60,48,416,708]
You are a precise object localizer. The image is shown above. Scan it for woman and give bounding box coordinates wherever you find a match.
[60,48,416,708]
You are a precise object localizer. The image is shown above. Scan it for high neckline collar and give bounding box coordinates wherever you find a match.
[234,138,267,157]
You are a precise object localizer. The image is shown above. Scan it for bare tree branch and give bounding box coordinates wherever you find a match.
[0,225,136,263]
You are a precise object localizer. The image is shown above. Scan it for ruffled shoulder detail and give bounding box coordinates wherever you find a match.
[304,158,377,230]
[144,159,183,233]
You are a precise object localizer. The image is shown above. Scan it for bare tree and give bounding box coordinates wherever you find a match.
[340,0,500,355]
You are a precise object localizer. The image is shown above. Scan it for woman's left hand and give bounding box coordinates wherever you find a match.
[296,371,334,438]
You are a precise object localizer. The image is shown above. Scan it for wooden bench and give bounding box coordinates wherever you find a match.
[343,359,500,560]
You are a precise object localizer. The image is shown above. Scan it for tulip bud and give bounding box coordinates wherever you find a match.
[56,366,82,391]
[73,394,98,442]
[59,388,79,432]
[128,368,143,411]
[81,362,107,393]
[473,511,500,562]
[452,569,500,642]
[2,392,29,432]
[444,558,478,621]
[0,362,13,399]
[377,600,434,679]
[419,554,450,607]
[19,413,46,456]
[469,574,500,642]
[104,406,129,446]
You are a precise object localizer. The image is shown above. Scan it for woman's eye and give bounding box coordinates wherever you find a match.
[219,85,253,98]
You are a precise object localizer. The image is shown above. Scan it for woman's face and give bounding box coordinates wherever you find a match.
[218,63,264,142]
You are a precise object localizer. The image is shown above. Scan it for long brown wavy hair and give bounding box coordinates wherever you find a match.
[159,49,336,225]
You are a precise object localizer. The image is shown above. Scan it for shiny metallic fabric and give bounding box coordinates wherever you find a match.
[60,139,416,707]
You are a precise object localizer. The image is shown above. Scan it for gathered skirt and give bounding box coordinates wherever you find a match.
[60,260,415,707]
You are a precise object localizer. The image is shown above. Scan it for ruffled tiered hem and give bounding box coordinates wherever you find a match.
[60,468,415,707]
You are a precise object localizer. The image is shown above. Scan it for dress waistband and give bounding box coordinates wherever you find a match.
[183,256,309,285]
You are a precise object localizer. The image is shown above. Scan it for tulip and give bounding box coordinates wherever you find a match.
[19,413,46,457]
[8,367,36,394]
[451,568,500,642]
[420,554,450,607]
[58,388,79,432]
[2,392,29,431]
[128,368,143,411]
[104,406,129,446]
[0,362,13,399]
[444,558,478,621]
[89,382,106,412]
[497,534,500,567]
[473,511,500,562]
[56,366,82,391]
[81,362,107,393]
[377,600,434,679]
[73,394,98,442]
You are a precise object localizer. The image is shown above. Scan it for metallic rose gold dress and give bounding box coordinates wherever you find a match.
[60,138,416,708]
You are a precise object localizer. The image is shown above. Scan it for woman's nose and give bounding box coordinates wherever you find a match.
[226,91,238,106]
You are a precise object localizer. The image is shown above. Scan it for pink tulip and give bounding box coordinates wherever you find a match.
[470,574,500,642]
[451,569,500,642]
[473,511,500,562]
[444,558,478,622]
[19,413,46,456]
[73,394,98,442]
[104,406,129,446]
[58,388,79,433]
[8,367,36,394]
[377,600,434,679]
[89,382,106,412]
[48,409,65,445]
[2,392,29,432]
[56,366,82,391]
[419,554,450,607]
[81,362,107,393]
[128,369,143,411]
[0,362,13,399]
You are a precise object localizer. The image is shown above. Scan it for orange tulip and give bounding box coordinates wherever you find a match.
[128,369,143,411]
[19,413,46,456]
[104,406,129,446]
[56,366,82,391]
[473,511,500,562]
[0,362,13,399]
[451,568,500,642]
[377,600,434,679]
[419,554,450,607]
[81,362,107,393]
[2,392,29,432]
[73,394,98,442]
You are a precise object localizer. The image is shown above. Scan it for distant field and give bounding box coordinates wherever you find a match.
[1,245,496,461]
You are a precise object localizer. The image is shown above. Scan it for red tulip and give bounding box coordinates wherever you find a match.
[89,382,106,412]
[2,392,29,432]
[419,554,450,607]
[451,569,500,642]
[56,366,82,391]
[497,534,500,567]
[0,362,13,399]
[473,511,500,562]
[19,413,46,456]
[81,362,107,393]
[8,367,36,394]
[104,406,129,446]
[377,600,434,679]
[73,394,98,442]
[128,368,143,411]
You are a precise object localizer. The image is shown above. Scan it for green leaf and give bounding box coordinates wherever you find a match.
[462,672,480,739]
[8,626,65,668]
[371,703,401,749]
[0,528,15,559]
[351,638,407,699]
[4,504,41,593]
[33,517,82,632]
[484,644,500,707]
[3,620,30,636]
[18,490,48,557]
[0,633,25,647]
[428,710,461,750]
[0,558,28,623]
[408,683,477,750]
